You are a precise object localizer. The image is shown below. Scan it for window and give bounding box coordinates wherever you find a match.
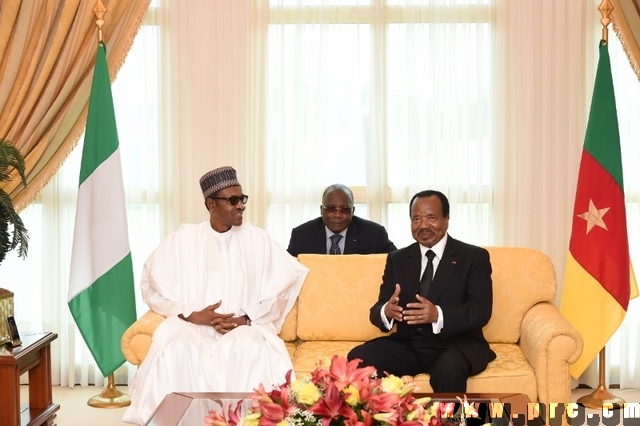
[266,0,494,248]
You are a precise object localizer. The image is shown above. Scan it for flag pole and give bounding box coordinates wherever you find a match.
[577,348,625,409]
[598,0,612,43]
[88,373,131,408]
[85,0,131,408]
[576,1,626,410]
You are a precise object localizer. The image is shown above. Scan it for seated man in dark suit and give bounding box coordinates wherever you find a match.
[287,184,397,256]
[347,189,495,392]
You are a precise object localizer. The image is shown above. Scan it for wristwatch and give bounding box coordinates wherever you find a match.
[242,314,252,326]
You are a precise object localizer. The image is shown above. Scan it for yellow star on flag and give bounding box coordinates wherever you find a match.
[577,199,610,234]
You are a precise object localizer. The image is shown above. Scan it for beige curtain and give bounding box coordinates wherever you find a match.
[155,0,265,230]
[493,0,593,278]
[0,0,151,211]
[612,0,640,82]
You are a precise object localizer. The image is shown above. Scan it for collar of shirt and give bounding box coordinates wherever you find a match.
[419,233,448,275]
[325,227,348,254]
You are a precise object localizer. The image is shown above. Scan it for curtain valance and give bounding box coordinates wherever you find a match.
[0,0,151,211]
[612,0,640,82]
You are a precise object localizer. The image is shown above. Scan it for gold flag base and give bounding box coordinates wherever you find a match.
[577,348,625,409]
[87,373,131,408]
[577,385,626,409]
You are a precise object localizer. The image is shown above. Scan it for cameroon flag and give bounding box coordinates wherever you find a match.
[560,40,637,378]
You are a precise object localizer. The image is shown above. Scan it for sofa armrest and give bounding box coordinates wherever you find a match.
[121,310,166,366]
[520,302,583,404]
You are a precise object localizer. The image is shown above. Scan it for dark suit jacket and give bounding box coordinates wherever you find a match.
[369,236,496,375]
[287,216,397,257]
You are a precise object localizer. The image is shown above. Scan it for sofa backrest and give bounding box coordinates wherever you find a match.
[482,246,556,343]
[279,302,298,342]
[290,247,557,344]
[296,254,389,341]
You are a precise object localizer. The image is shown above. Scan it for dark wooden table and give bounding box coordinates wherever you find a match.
[0,332,60,426]
[145,391,541,426]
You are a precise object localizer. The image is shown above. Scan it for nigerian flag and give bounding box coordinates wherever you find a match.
[68,42,137,377]
[560,40,638,378]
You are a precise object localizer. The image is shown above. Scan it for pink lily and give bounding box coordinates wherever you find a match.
[345,375,377,407]
[359,409,375,426]
[428,416,443,426]
[372,410,399,424]
[367,392,400,414]
[399,421,426,426]
[227,401,244,425]
[309,383,357,426]
[251,383,273,402]
[328,355,377,391]
[204,408,230,426]
[439,402,456,418]
[255,401,285,425]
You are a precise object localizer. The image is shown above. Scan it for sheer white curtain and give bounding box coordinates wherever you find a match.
[154,0,261,228]
[263,0,590,261]
[265,0,496,249]
[493,0,589,269]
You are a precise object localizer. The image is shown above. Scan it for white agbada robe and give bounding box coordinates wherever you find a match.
[122,221,309,425]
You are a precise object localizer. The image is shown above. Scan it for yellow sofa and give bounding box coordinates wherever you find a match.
[121,247,583,405]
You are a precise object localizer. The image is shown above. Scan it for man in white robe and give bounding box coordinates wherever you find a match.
[123,166,309,425]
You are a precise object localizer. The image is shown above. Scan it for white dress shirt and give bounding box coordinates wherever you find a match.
[380,234,448,333]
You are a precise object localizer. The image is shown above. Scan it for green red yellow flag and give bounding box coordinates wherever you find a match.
[560,40,638,378]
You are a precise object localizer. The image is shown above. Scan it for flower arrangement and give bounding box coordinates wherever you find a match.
[204,355,486,426]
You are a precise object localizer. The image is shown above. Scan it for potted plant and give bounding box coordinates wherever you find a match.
[0,138,29,344]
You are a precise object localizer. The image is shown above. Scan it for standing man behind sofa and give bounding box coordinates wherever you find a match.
[287,183,397,256]
[347,189,495,392]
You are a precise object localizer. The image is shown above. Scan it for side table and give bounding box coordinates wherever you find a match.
[0,332,60,426]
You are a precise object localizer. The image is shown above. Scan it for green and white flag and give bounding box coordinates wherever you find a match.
[68,42,137,377]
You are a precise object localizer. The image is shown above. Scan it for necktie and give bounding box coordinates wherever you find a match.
[419,250,436,297]
[329,234,342,255]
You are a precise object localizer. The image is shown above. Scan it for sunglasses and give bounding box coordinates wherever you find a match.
[322,205,353,214]
[211,194,249,206]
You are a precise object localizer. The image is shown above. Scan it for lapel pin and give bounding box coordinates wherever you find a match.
[452,261,457,264]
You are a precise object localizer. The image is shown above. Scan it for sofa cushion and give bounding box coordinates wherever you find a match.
[297,254,389,341]
[483,247,557,343]
[292,341,537,403]
[279,302,298,342]
[411,344,537,402]
[468,343,537,402]
[285,342,298,360]
[293,341,362,376]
